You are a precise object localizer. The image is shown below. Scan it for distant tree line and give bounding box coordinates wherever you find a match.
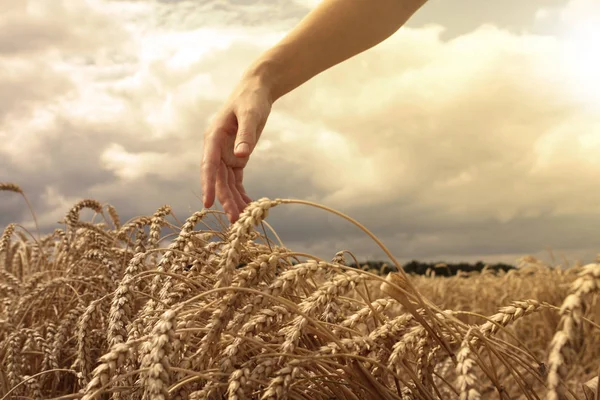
[347,260,515,276]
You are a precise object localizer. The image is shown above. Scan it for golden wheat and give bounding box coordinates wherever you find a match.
[0,184,598,399]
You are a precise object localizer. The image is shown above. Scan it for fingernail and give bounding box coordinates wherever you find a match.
[235,143,250,154]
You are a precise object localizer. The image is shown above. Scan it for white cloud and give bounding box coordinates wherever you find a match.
[100,143,195,181]
[292,0,321,8]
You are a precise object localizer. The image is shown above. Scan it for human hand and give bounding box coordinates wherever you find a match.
[201,75,272,223]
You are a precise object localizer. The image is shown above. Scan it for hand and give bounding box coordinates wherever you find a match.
[201,76,272,223]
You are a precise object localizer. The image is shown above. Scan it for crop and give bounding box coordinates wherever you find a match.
[0,182,598,399]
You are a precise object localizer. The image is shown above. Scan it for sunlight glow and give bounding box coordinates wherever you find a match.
[561,23,600,108]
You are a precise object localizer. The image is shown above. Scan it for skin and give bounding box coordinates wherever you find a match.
[201,0,428,223]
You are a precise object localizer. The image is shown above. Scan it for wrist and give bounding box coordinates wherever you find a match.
[242,51,290,104]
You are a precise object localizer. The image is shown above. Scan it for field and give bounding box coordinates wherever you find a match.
[0,182,598,399]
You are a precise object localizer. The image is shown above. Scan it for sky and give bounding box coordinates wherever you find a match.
[1,0,599,266]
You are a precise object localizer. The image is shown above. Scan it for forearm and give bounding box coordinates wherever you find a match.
[244,0,427,102]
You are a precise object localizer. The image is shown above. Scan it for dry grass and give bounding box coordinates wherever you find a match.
[0,183,599,400]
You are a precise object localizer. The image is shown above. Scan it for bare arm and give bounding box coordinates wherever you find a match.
[245,0,428,102]
[202,0,427,222]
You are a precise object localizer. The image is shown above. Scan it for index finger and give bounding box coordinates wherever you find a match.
[201,131,220,209]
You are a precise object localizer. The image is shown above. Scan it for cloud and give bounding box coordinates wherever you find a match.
[0,1,132,56]
[1,0,599,266]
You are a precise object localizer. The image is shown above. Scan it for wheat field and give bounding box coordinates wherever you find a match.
[0,182,598,400]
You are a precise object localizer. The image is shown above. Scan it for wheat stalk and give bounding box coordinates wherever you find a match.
[1,193,599,399]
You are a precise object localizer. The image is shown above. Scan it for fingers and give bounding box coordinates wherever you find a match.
[216,160,238,222]
[201,133,220,209]
[203,106,259,222]
[227,168,247,222]
[233,168,252,204]
[234,110,259,158]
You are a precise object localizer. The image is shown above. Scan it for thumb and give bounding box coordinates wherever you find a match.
[234,110,258,158]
